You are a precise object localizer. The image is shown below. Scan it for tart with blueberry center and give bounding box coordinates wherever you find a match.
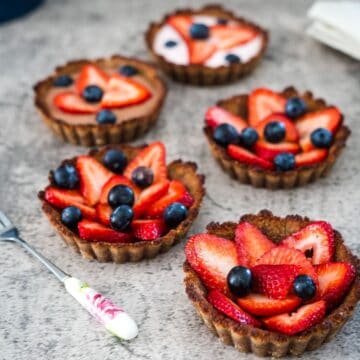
[204,86,350,188]
[145,4,268,85]
[34,56,167,146]
[38,142,204,262]
[184,210,359,357]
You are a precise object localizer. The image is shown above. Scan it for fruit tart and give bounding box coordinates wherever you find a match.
[145,4,268,85]
[204,86,350,188]
[38,142,204,262]
[184,210,359,357]
[34,56,167,146]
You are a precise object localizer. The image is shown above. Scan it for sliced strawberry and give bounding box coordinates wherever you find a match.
[248,88,286,127]
[281,221,334,265]
[189,40,217,64]
[255,113,299,142]
[95,203,112,226]
[237,294,301,317]
[227,144,274,170]
[124,142,167,184]
[295,149,328,168]
[185,234,238,293]
[254,140,300,161]
[207,290,261,327]
[75,64,109,94]
[296,107,342,151]
[205,106,247,133]
[316,262,356,310]
[178,190,194,208]
[251,264,301,299]
[53,92,99,114]
[167,15,192,40]
[131,219,166,241]
[78,219,132,243]
[99,175,140,204]
[235,222,275,267]
[263,300,326,335]
[76,156,113,206]
[44,187,97,220]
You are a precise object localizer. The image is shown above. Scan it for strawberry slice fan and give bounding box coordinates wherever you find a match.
[183,211,359,357]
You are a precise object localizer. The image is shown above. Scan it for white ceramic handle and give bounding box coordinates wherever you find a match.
[64,277,138,340]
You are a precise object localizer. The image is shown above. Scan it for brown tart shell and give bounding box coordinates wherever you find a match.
[145,4,268,86]
[184,210,360,357]
[38,144,205,263]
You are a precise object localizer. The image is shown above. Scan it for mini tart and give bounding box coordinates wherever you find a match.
[145,4,268,85]
[38,144,205,263]
[34,55,167,146]
[204,87,350,189]
[183,210,360,357]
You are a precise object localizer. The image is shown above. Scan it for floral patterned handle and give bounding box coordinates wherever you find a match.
[64,277,138,340]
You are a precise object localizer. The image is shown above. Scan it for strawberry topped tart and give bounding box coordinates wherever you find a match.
[34,56,166,146]
[146,5,268,85]
[204,86,350,188]
[39,142,204,262]
[184,210,359,357]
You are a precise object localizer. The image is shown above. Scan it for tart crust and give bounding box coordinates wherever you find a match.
[204,87,350,189]
[38,144,205,263]
[34,55,167,146]
[183,210,360,357]
[145,4,268,85]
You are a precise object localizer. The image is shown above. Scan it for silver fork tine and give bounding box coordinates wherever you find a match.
[0,210,13,228]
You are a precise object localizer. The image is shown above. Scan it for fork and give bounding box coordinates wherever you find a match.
[0,211,138,340]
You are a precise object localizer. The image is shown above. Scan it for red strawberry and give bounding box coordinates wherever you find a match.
[251,264,301,299]
[248,88,286,127]
[75,64,109,94]
[99,175,140,204]
[76,156,113,206]
[316,262,356,310]
[281,221,334,265]
[207,290,261,327]
[295,149,328,167]
[189,40,217,64]
[255,113,299,142]
[101,75,151,109]
[178,190,194,208]
[237,294,301,316]
[95,203,112,226]
[78,219,132,243]
[227,144,274,170]
[205,106,247,133]
[254,140,300,161]
[235,222,275,267]
[131,219,166,241]
[263,300,326,335]
[124,142,167,184]
[185,234,238,293]
[44,187,97,220]
[167,15,192,40]
[53,92,99,114]
[296,107,342,151]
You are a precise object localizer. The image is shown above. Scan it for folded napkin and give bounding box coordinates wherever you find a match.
[307,1,360,60]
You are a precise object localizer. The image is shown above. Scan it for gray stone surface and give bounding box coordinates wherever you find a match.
[0,0,359,359]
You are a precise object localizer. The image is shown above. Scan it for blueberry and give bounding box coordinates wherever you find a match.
[110,205,133,231]
[285,97,307,118]
[293,275,317,300]
[165,40,178,48]
[163,202,188,228]
[225,54,241,64]
[274,152,296,171]
[311,128,333,148]
[53,75,73,87]
[119,65,138,77]
[227,266,252,297]
[103,149,127,173]
[241,127,259,148]
[131,166,154,188]
[108,185,135,208]
[82,85,103,103]
[213,123,240,147]
[189,23,209,40]
[217,18,228,25]
[53,164,79,189]
[61,206,82,229]
[96,109,116,124]
[264,121,286,143]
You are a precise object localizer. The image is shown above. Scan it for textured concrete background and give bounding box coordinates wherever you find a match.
[0,0,359,359]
